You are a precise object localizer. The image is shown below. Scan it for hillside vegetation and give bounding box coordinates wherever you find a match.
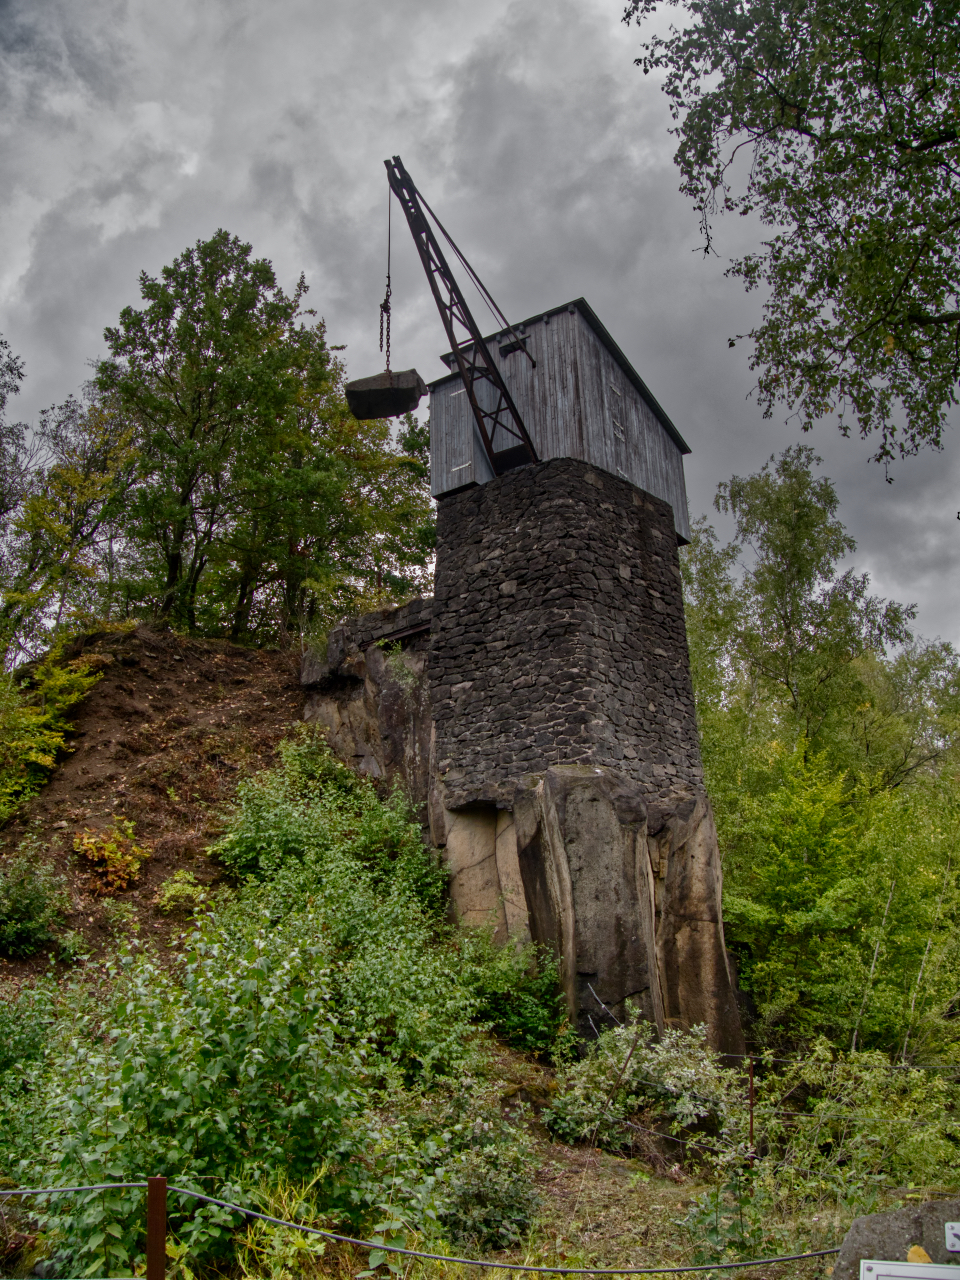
[1,237,960,1280]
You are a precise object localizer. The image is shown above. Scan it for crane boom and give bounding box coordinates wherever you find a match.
[384,156,538,474]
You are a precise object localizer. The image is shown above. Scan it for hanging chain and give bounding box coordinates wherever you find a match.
[379,186,392,374]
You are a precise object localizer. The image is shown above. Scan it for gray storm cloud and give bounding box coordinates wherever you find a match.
[1,0,957,638]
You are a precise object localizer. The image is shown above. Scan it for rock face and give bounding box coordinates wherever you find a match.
[302,597,433,806]
[833,1201,960,1280]
[301,459,744,1053]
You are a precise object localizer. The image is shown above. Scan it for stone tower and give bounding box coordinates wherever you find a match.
[304,299,744,1053]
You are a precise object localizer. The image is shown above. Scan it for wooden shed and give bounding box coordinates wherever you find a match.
[428,297,691,543]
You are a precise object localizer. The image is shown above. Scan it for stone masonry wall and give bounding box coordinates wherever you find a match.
[430,458,703,809]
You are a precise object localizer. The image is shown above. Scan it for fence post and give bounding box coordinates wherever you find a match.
[147,1177,167,1280]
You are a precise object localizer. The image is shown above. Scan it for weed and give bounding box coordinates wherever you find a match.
[56,928,90,964]
[377,640,421,699]
[74,818,149,893]
[235,1179,328,1280]
[101,897,139,932]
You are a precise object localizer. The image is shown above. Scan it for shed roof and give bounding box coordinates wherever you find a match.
[427,296,691,457]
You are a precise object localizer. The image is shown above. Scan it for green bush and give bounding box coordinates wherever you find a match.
[0,981,55,1074]
[546,1020,742,1151]
[458,930,574,1058]
[0,846,68,957]
[438,1119,540,1248]
[11,940,369,1276]
[1,731,556,1276]
[153,869,207,915]
[216,728,447,918]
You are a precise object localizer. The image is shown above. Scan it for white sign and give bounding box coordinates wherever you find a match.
[861,1263,960,1280]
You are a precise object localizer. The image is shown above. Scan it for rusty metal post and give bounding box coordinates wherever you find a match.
[146,1177,167,1280]
[748,1057,755,1165]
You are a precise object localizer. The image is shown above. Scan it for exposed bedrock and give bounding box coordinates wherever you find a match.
[428,766,742,1053]
[302,597,433,814]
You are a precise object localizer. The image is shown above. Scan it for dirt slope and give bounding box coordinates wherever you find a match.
[0,625,304,978]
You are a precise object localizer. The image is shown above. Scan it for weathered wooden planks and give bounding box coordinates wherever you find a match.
[428,298,692,542]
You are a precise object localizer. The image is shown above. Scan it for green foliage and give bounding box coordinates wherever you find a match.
[680,446,960,1052]
[377,639,422,698]
[721,750,960,1050]
[216,727,447,917]
[0,847,68,958]
[438,1120,540,1248]
[458,930,575,1058]
[0,246,435,659]
[0,981,55,1074]
[10,944,368,1275]
[101,897,139,933]
[0,388,136,665]
[153,870,208,915]
[714,444,914,745]
[547,1024,960,1256]
[681,1169,769,1263]
[94,230,434,639]
[624,0,960,458]
[1,730,546,1277]
[546,1021,744,1150]
[0,638,102,820]
[234,1179,329,1280]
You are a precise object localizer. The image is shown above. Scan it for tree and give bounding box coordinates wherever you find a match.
[716,444,915,745]
[680,449,960,1050]
[97,230,433,638]
[0,387,134,664]
[97,230,326,627]
[0,334,31,534]
[624,0,960,460]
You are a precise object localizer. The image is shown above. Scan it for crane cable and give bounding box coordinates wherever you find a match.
[380,186,392,376]
[415,185,535,367]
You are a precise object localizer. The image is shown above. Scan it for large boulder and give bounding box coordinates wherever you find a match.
[834,1201,960,1280]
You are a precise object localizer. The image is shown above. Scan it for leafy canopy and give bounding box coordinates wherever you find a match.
[681,446,960,1051]
[624,0,960,459]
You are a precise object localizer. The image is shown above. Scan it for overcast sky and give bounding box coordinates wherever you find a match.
[2,0,958,641]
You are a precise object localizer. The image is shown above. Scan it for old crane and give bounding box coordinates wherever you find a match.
[345,156,538,478]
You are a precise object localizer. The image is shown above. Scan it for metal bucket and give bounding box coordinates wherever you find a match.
[345,368,427,420]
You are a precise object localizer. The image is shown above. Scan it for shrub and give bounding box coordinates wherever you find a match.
[545,1020,744,1151]
[215,728,447,918]
[0,847,68,957]
[438,1119,540,1249]
[101,897,138,932]
[0,982,55,1074]
[154,869,207,915]
[458,930,574,1058]
[11,940,369,1276]
[3,731,553,1275]
[74,818,149,893]
[377,639,421,698]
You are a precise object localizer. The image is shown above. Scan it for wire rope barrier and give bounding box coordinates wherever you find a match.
[0,1181,841,1276]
